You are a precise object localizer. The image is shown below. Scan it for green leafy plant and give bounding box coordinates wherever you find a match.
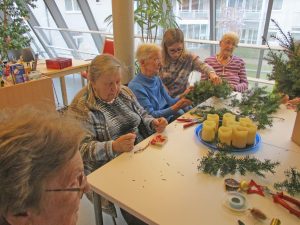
[186,80,233,106]
[264,19,300,109]
[230,87,282,129]
[274,168,300,196]
[198,151,280,177]
[190,87,281,129]
[0,0,37,60]
[104,0,180,43]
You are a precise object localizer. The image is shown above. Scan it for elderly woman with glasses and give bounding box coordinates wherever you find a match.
[202,32,248,92]
[0,106,90,225]
[128,43,192,122]
[68,54,167,224]
[160,28,221,98]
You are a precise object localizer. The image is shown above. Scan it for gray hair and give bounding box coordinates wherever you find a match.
[136,43,161,63]
[0,106,85,217]
[88,54,125,83]
[220,32,240,46]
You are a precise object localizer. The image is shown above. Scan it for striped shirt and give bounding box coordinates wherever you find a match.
[202,55,248,92]
[160,53,214,98]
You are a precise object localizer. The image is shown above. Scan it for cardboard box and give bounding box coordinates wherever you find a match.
[292,111,300,146]
[46,57,72,69]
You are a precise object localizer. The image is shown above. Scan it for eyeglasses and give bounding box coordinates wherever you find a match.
[45,171,87,199]
[168,47,183,54]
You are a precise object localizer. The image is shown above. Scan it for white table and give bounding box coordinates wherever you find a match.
[88,99,300,225]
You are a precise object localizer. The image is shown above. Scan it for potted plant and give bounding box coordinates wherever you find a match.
[265,19,300,145]
[0,0,36,60]
[105,0,180,43]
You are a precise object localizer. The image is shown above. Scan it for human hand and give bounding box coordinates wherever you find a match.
[112,133,136,153]
[151,117,168,133]
[180,86,194,98]
[209,72,222,85]
[286,97,300,110]
[172,98,192,111]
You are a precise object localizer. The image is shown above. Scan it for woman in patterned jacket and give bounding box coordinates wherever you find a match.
[68,54,167,224]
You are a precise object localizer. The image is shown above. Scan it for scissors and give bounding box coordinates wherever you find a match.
[247,180,300,218]
[176,118,203,128]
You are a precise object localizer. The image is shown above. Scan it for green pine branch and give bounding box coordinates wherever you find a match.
[186,80,233,106]
[274,168,300,196]
[198,151,280,178]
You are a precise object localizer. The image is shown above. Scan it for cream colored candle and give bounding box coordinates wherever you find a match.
[244,123,257,145]
[239,117,253,124]
[232,126,248,149]
[222,113,236,127]
[207,114,219,130]
[201,120,216,142]
[218,126,232,146]
[227,121,240,129]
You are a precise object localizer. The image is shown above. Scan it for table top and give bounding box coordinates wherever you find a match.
[88,98,300,225]
[37,59,90,78]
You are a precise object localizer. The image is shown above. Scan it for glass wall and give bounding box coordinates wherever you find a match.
[24,0,299,83]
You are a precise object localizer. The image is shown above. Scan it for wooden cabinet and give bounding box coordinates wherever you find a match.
[0,76,55,110]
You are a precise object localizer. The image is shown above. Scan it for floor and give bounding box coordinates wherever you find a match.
[77,195,127,225]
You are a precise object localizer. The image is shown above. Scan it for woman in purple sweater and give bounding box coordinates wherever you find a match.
[202,32,248,92]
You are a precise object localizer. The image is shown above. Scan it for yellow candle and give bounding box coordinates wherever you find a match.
[218,126,232,145]
[227,121,240,129]
[207,114,219,130]
[232,126,248,149]
[239,117,253,124]
[222,113,236,127]
[240,121,252,127]
[244,123,257,145]
[201,120,216,142]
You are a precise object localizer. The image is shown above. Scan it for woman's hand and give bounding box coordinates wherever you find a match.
[112,133,136,153]
[151,117,168,133]
[209,72,222,85]
[171,98,192,112]
[179,86,194,99]
[286,97,300,110]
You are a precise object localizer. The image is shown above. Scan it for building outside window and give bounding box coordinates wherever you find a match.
[65,0,80,12]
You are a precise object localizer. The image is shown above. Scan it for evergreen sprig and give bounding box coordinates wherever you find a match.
[274,168,300,196]
[198,151,280,178]
[264,19,300,107]
[186,80,232,106]
[230,87,281,129]
[190,105,234,120]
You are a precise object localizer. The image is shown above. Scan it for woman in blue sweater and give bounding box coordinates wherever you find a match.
[129,43,192,122]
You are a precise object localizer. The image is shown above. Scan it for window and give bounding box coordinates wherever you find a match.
[181,0,189,10]
[65,0,80,12]
[73,35,83,49]
[245,0,262,12]
[273,0,283,10]
[291,32,300,41]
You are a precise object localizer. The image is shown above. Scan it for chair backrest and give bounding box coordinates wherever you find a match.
[102,39,114,55]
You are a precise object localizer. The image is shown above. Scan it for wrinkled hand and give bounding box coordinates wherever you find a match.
[112,133,136,153]
[172,98,192,112]
[209,72,222,85]
[151,117,168,133]
[180,86,194,98]
[286,97,300,110]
